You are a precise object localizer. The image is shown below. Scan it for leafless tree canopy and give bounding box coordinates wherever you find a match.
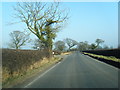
[13,2,69,58]
[95,39,104,47]
[64,38,78,50]
[14,2,68,46]
[32,39,45,50]
[8,31,30,49]
[54,40,66,51]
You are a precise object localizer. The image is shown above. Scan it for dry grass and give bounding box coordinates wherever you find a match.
[2,49,50,85]
[61,52,72,55]
[2,56,61,88]
[83,52,120,63]
[83,49,120,59]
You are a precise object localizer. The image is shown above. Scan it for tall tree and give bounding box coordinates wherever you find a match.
[14,2,68,57]
[64,38,78,51]
[8,31,30,49]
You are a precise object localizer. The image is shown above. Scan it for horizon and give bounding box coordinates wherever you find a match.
[1,2,118,49]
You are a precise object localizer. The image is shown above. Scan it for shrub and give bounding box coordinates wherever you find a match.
[2,49,50,83]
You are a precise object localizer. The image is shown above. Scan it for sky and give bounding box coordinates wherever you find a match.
[1,2,118,49]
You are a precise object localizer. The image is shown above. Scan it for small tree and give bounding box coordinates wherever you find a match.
[89,39,104,50]
[103,45,110,49]
[64,38,78,51]
[90,43,97,50]
[95,38,104,48]
[32,39,45,50]
[8,31,30,49]
[78,41,90,51]
[54,40,66,52]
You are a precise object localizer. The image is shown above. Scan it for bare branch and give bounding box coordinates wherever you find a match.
[13,2,69,52]
[8,31,31,49]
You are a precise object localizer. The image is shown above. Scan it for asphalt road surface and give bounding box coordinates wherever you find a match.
[16,51,119,88]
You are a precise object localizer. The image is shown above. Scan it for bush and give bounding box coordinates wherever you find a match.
[2,49,50,83]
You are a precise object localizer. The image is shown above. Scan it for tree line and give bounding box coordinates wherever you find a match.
[6,2,114,56]
[53,38,113,52]
[8,31,113,52]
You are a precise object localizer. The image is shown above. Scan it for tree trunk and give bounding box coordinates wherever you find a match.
[46,26,53,59]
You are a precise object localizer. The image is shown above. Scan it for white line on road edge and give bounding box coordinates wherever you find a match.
[84,54,118,70]
[24,62,61,88]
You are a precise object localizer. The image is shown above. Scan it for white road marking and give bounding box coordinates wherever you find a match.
[83,54,118,70]
[24,61,61,88]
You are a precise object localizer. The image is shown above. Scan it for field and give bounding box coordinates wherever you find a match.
[82,49,120,68]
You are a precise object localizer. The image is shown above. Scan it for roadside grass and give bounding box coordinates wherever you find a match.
[2,56,61,88]
[61,52,72,55]
[83,52,120,63]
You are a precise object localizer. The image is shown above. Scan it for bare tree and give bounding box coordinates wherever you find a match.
[103,45,110,49]
[78,41,90,51]
[14,2,68,57]
[90,43,97,50]
[32,39,45,50]
[95,38,104,49]
[54,40,66,52]
[88,39,104,50]
[8,31,30,49]
[64,38,78,51]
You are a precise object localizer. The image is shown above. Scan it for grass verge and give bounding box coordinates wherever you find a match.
[2,56,62,88]
[83,52,120,68]
[83,52,120,63]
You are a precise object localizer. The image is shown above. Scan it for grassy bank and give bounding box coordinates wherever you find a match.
[82,49,120,59]
[2,56,62,88]
[83,52,120,68]
[83,52,120,63]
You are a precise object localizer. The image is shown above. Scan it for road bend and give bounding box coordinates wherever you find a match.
[15,51,119,88]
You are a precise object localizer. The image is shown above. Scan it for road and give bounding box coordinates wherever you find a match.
[16,52,119,88]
